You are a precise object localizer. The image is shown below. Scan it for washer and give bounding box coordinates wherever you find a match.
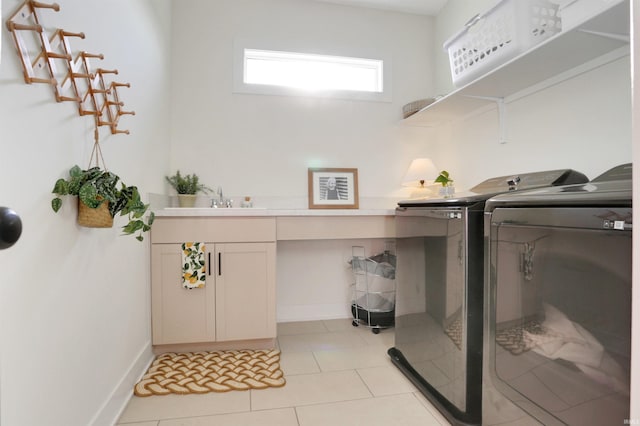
[388,169,588,425]
[483,163,632,426]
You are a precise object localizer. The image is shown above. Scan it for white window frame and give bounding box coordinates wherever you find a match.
[233,41,392,102]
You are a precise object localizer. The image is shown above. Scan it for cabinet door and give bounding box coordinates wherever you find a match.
[214,242,276,341]
[151,244,216,344]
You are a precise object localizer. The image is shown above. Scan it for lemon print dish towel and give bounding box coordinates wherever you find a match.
[182,242,206,289]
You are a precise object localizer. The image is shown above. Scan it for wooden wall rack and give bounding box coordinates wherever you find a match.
[5,1,135,135]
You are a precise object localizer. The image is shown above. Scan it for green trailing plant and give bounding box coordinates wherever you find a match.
[51,165,155,241]
[165,170,212,195]
[435,170,454,187]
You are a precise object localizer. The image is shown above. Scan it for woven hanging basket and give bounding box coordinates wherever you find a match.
[77,199,114,228]
[77,125,115,229]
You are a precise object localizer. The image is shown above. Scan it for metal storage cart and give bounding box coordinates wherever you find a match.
[350,244,396,334]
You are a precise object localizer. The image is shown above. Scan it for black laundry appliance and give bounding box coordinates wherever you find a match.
[483,163,632,426]
[388,169,589,426]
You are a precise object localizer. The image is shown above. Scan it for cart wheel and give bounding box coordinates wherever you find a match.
[352,320,359,327]
[372,328,380,334]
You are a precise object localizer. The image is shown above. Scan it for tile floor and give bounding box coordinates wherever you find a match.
[116,319,451,426]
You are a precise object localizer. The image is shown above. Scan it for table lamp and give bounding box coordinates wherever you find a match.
[402,158,438,198]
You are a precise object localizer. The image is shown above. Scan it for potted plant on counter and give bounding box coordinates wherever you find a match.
[435,170,455,198]
[165,170,212,207]
[51,165,155,241]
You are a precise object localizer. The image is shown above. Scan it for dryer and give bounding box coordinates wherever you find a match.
[483,164,632,425]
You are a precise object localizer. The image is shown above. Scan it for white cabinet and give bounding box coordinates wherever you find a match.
[150,217,276,346]
[151,243,216,344]
[214,242,276,341]
[405,0,629,127]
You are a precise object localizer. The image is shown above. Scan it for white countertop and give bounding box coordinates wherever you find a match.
[153,208,397,217]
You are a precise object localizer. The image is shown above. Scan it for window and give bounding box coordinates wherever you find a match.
[243,49,383,93]
[233,43,391,102]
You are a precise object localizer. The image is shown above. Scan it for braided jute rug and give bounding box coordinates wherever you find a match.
[134,349,286,397]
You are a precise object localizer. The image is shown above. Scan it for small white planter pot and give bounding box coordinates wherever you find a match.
[177,194,197,207]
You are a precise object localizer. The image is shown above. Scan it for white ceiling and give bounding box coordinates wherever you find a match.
[312,0,448,16]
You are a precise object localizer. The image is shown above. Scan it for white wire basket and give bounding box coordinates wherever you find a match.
[350,244,396,334]
[443,0,562,88]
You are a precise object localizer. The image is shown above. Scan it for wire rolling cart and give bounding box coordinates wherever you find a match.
[350,244,396,334]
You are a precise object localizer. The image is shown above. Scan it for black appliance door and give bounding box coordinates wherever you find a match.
[390,207,483,425]
[487,207,631,426]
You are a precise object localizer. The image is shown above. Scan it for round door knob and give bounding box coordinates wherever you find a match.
[0,207,22,250]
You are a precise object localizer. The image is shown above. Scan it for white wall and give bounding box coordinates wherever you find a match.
[429,55,631,191]
[168,0,437,204]
[168,0,439,323]
[0,1,171,424]
[277,238,394,321]
[429,0,631,190]
[168,0,631,323]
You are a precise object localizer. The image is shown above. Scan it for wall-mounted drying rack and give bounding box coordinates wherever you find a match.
[5,1,135,135]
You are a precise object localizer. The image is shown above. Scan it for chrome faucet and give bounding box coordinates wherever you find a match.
[210,186,223,208]
[211,186,233,208]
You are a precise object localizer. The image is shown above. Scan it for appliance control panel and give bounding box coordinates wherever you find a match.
[603,219,632,231]
[470,169,588,195]
[592,163,632,182]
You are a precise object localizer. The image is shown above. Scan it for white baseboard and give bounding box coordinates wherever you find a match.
[90,340,155,426]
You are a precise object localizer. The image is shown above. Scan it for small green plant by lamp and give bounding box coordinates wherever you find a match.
[51,165,155,241]
[165,170,212,195]
[435,170,453,186]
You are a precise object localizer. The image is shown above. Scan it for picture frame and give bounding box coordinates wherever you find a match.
[308,168,359,209]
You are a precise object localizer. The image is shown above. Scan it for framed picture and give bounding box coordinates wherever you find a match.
[308,168,359,209]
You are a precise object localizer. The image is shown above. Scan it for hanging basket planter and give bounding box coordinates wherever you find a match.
[50,124,154,241]
[77,199,114,228]
[52,165,154,240]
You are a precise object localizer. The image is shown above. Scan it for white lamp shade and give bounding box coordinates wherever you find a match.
[402,158,438,187]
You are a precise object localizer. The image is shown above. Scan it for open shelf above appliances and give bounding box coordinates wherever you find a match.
[404,0,630,127]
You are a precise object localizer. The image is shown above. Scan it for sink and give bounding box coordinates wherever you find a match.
[163,207,266,210]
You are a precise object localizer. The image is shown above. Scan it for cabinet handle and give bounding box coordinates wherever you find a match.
[218,252,222,276]
[208,252,211,276]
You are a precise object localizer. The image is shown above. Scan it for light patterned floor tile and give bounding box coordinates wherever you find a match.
[313,345,390,371]
[278,330,368,352]
[117,392,250,423]
[357,364,420,396]
[251,370,372,410]
[158,408,298,426]
[279,350,321,375]
[296,393,443,426]
[324,318,395,346]
[322,318,356,332]
[277,321,329,335]
[117,321,455,426]
[359,326,395,346]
